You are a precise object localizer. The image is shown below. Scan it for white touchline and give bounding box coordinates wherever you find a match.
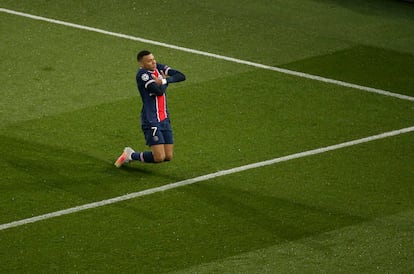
[1,8,414,102]
[1,126,413,231]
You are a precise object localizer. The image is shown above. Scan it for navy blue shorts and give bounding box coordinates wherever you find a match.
[142,119,174,146]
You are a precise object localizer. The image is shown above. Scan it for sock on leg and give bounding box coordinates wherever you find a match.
[131,151,155,163]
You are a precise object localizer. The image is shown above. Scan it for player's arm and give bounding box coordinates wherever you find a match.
[159,64,186,84]
[148,70,185,95]
[146,80,166,96]
[139,72,166,96]
[164,68,186,83]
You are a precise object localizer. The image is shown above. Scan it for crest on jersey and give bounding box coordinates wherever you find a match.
[141,73,149,81]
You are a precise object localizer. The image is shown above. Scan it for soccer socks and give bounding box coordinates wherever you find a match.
[131,151,155,163]
[142,151,155,163]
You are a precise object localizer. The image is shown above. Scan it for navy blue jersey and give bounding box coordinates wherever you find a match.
[136,63,170,126]
[136,63,185,127]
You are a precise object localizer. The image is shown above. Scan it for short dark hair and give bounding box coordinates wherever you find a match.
[137,50,151,61]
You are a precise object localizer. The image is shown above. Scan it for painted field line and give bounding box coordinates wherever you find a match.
[1,126,413,231]
[1,8,414,102]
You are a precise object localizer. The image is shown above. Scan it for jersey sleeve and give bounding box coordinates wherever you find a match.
[137,70,155,89]
[157,63,186,84]
[137,69,165,96]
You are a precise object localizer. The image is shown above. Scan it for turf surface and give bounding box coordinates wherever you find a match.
[1,0,414,272]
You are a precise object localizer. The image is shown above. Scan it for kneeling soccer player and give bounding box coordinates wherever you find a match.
[115,50,186,167]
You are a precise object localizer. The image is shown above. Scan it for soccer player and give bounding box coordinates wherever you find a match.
[114,50,186,167]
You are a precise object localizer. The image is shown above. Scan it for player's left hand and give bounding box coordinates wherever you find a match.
[152,71,167,85]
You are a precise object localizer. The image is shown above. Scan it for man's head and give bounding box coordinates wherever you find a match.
[137,50,156,71]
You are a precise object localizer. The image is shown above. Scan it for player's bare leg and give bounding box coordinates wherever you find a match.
[149,144,173,162]
[151,144,166,163]
[163,144,174,161]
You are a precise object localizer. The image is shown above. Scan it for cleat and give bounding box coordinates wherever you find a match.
[114,147,135,168]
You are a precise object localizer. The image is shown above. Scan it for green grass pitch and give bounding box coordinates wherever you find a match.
[1,0,414,272]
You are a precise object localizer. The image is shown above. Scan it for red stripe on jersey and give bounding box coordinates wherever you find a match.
[152,69,167,121]
[156,94,167,122]
[152,69,159,78]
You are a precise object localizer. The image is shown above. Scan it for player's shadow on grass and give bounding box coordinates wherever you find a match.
[111,161,184,183]
[1,135,179,197]
[0,136,181,187]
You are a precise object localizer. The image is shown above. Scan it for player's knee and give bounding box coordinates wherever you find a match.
[154,154,173,162]
[164,154,173,162]
[153,155,165,163]
[152,148,173,163]
[152,151,165,163]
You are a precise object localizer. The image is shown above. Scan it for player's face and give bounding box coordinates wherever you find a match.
[140,54,157,71]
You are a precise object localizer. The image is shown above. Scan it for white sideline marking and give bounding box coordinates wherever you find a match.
[1,7,414,102]
[1,126,413,231]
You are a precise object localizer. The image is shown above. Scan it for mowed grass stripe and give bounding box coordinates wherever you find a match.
[1,8,413,102]
[173,209,414,273]
[1,126,413,231]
